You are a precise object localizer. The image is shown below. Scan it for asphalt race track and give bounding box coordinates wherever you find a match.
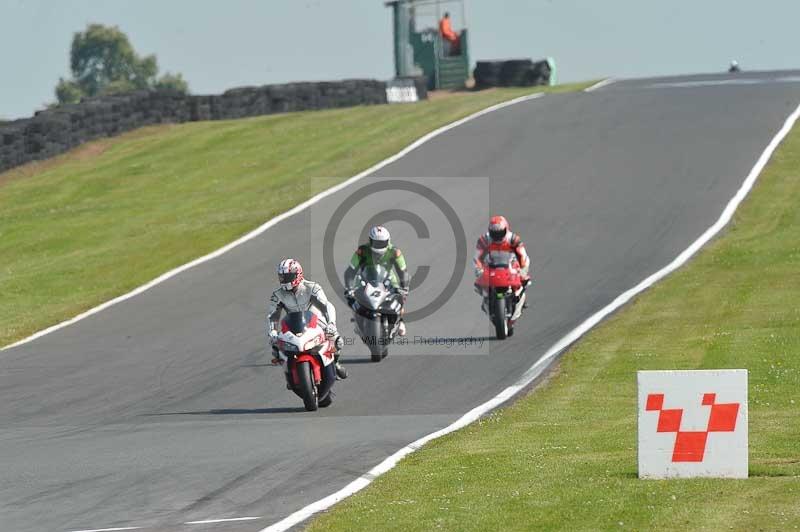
[2,71,800,532]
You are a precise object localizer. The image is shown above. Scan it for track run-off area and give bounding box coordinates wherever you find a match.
[2,71,800,532]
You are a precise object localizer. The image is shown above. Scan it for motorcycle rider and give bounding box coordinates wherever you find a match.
[343,226,410,336]
[268,258,348,380]
[474,215,531,311]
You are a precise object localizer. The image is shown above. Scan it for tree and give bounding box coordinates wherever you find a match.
[54,24,188,104]
[153,72,189,93]
[54,78,84,105]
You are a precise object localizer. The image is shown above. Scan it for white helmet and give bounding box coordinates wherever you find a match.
[277,258,304,291]
[369,225,391,256]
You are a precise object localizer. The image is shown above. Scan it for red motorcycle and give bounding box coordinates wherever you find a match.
[275,311,336,411]
[475,251,528,339]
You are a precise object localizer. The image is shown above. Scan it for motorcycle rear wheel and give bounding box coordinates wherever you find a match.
[296,361,318,411]
[370,345,388,362]
[318,393,333,408]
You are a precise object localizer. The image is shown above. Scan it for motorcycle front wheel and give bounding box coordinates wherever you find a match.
[295,361,318,411]
[492,295,507,340]
[363,317,386,362]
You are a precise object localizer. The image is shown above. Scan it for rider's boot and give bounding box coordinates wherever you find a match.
[334,355,348,380]
[271,346,292,389]
[333,335,348,380]
[397,319,407,337]
[522,279,531,308]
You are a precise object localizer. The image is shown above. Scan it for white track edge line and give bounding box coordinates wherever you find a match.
[584,78,616,92]
[68,527,142,532]
[1,91,543,353]
[259,103,800,532]
[185,516,261,524]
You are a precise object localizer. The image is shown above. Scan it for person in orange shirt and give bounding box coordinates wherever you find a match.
[439,12,460,56]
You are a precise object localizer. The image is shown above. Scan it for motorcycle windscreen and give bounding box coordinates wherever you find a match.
[487,250,515,268]
[284,311,308,335]
[354,265,391,310]
[359,265,390,286]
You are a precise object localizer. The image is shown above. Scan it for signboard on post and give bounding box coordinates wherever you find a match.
[637,369,748,479]
[386,78,419,103]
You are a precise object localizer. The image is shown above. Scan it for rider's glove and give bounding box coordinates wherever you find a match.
[324,323,338,338]
[474,266,484,278]
[396,287,409,302]
[344,288,356,305]
[269,332,282,365]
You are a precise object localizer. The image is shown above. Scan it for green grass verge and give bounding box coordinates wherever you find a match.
[0,83,593,348]
[307,121,800,528]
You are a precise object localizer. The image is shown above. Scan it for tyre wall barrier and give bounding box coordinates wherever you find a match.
[473,59,552,89]
[0,77,426,173]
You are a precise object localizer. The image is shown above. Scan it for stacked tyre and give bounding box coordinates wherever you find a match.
[474,59,552,89]
[474,61,503,88]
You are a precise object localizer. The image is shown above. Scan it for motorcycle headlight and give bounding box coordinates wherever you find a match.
[282,342,299,353]
[303,335,323,351]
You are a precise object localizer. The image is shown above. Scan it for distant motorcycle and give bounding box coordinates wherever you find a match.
[275,311,336,411]
[475,250,528,339]
[347,265,403,362]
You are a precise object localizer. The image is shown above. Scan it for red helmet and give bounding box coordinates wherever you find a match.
[488,215,510,242]
[277,258,304,290]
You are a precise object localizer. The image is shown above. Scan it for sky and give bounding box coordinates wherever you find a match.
[1,0,799,119]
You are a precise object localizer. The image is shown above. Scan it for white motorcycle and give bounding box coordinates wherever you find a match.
[275,311,336,411]
[347,265,404,362]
